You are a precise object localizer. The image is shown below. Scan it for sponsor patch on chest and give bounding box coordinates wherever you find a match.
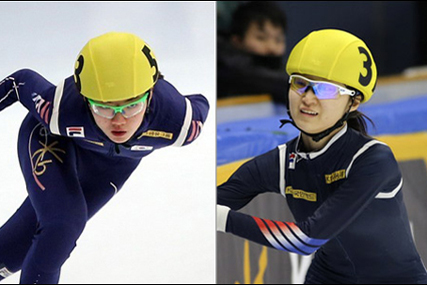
[131,145,154,151]
[325,169,346,184]
[138,130,173,140]
[285,186,317,202]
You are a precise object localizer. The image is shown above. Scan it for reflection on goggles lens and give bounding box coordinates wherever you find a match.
[289,75,356,99]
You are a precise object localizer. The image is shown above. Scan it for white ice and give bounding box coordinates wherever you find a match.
[0,2,215,284]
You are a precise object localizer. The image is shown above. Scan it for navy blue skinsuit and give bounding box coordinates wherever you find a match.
[218,125,427,284]
[0,69,209,284]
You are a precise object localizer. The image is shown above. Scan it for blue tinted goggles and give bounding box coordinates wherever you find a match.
[289,74,356,100]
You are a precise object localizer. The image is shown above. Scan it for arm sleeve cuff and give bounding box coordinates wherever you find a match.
[217,204,231,232]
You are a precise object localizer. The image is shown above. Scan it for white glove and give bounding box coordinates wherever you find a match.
[217,204,231,232]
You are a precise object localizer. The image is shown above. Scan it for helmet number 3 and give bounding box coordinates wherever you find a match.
[358,46,372,87]
[142,45,159,83]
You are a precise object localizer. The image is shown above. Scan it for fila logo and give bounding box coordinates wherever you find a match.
[131,145,153,151]
[66,127,85,138]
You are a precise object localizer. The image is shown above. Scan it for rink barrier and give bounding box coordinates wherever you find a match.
[218,93,427,166]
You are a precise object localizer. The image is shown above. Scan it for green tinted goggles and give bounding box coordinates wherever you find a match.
[88,92,149,119]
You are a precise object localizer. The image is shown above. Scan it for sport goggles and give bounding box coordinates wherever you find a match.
[88,91,149,119]
[289,74,356,99]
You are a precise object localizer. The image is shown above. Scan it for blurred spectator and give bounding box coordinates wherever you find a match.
[217,1,289,105]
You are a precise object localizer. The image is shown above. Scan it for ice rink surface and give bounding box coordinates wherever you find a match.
[0,2,215,284]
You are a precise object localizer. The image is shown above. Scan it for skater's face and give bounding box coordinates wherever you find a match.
[288,74,360,135]
[89,91,151,143]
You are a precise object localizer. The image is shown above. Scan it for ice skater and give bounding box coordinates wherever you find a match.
[217,29,427,283]
[0,32,209,284]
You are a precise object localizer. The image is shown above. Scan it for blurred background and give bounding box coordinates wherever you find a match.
[218,1,427,76]
[217,1,427,122]
[217,1,427,284]
[0,2,215,284]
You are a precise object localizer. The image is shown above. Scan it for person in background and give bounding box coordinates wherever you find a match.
[217,1,288,105]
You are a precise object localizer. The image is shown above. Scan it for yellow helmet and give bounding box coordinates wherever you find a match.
[286,29,377,103]
[74,32,159,102]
